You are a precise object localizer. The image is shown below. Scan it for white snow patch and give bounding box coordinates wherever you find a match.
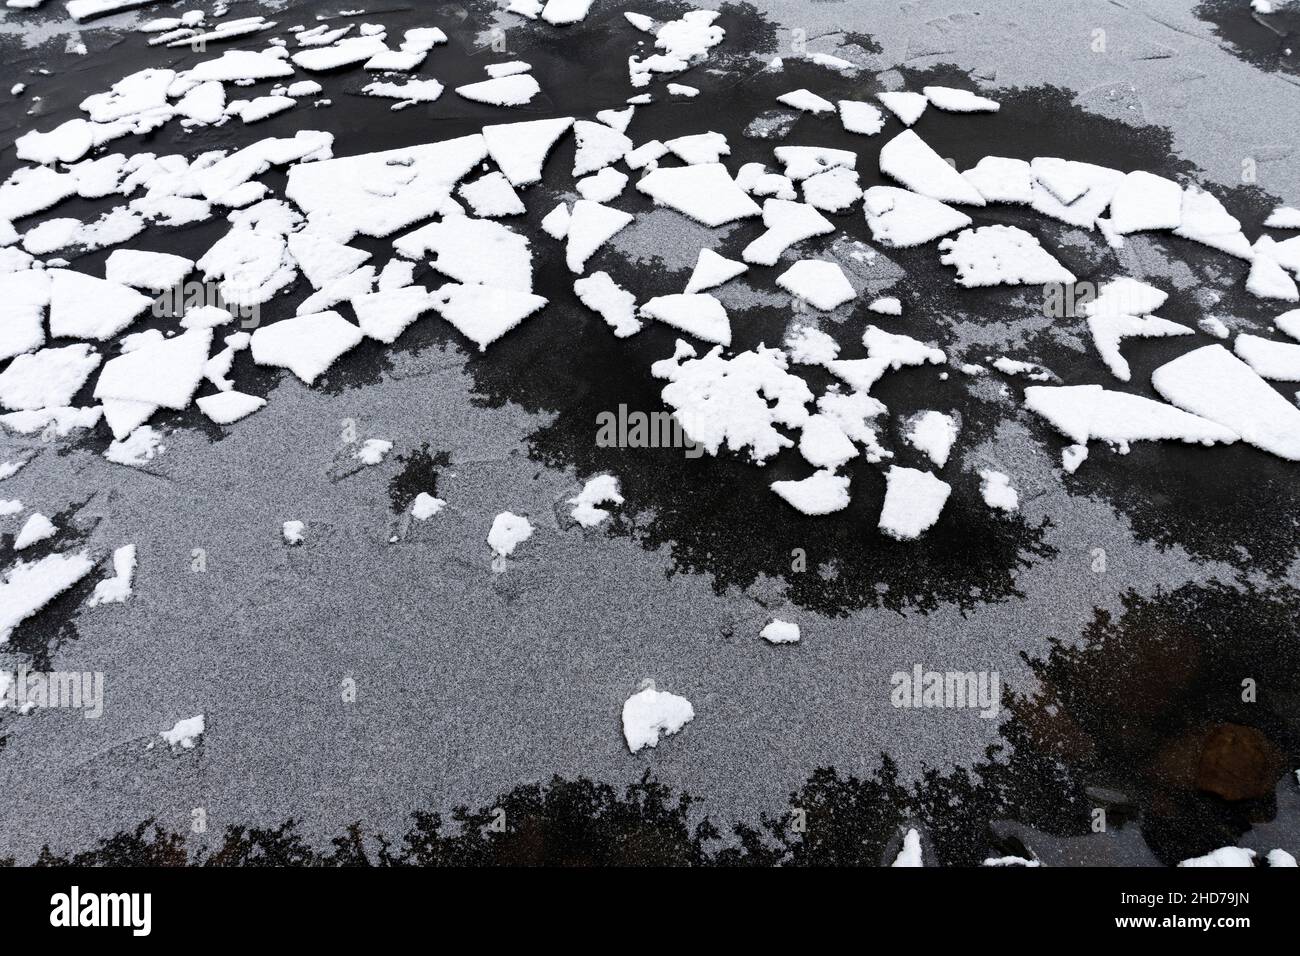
[622,684,694,753]
[88,544,136,606]
[978,470,1019,512]
[924,86,999,113]
[249,311,364,385]
[652,340,813,464]
[488,511,533,560]
[430,283,548,351]
[159,714,205,749]
[568,474,623,527]
[760,619,800,644]
[636,163,761,228]
[684,248,747,294]
[877,91,927,126]
[1024,383,1239,451]
[639,293,730,345]
[905,411,958,467]
[14,512,55,550]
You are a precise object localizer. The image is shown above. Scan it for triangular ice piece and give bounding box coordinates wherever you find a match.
[771,469,850,515]
[880,130,986,206]
[684,248,747,294]
[1152,344,1300,460]
[566,200,633,274]
[482,117,573,186]
[351,286,435,343]
[430,283,548,351]
[863,186,971,248]
[639,293,730,345]
[877,91,927,126]
[48,270,152,341]
[1024,383,1238,449]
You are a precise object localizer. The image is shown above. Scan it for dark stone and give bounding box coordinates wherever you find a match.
[1196,724,1283,801]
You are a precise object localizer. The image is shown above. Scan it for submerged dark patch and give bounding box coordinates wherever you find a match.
[1196,0,1300,75]
[387,443,451,514]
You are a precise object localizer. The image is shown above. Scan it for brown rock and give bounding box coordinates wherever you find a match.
[1196,724,1282,801]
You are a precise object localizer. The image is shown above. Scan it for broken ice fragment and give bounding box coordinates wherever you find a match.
[664,131,729,165]
[104,426,164,467]
[0,550,94,643]
[47,269,152,340]
[877,90,927,126]
[742,199,834,265]
[574,272,642,338]
[802,166,861,212]
[482,117,573,186]
[249,311,364,385]
[1024,383,1238,450]
[430,283,548,351]
[411,493,445,520]
[777,89,835,113]
[159,714,205,749]
[684,248,747,294]
[636,163,761,228]
[639,294,731,346]
[566,200,633,274]
[94,328,213,411]
[459,172,526,218]
[938,225,1075,287]
[904,411,959,468]
[776,259,855,311]
[1151,344,1300,460]
[196,391,266,425]
[962,156,1033,205]
[355,439,393,466]
[863,187,971,248]
[572,120,632,176]
[104,249,193,291]
[923,86,999,113]
[879,466,951,540]
[0,344,101,412]
[798,415,857,469]
[880,130,986,206]
[838,99,884,136]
